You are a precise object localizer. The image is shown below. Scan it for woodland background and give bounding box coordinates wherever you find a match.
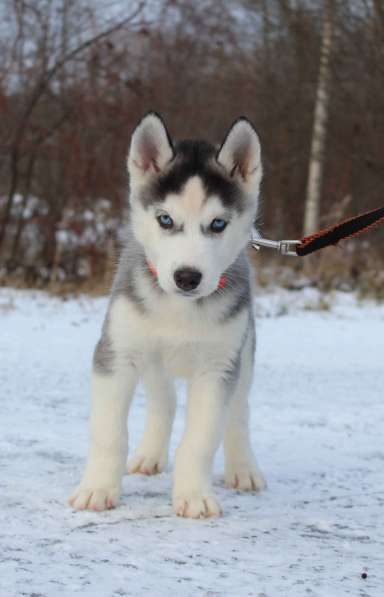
[0,0,383,294]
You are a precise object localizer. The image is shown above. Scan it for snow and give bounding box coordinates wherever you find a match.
[0,287,383,596]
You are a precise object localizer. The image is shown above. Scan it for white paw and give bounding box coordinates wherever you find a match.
[173,494,222,519]
[225,464,266,491]
[68,485,120,511]
[127,452,166,475]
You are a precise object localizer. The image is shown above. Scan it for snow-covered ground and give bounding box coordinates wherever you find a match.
[1,287,383,597]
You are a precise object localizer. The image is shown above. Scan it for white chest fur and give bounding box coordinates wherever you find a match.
[108,294,248,377]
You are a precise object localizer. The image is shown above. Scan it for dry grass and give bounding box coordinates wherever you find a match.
[251,239,384,301]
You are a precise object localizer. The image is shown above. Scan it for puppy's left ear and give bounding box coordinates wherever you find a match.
[128,112,173,182]
[217,118,262,188]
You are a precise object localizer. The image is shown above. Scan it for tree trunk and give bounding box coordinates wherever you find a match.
[303,0,333,236]
[8,152,36,269]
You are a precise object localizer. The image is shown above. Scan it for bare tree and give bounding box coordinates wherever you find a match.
[303,0,333,236]
[0,0,145,254]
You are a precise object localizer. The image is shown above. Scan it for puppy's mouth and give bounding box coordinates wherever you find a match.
[174,282,223,300]
[175,288,200,299]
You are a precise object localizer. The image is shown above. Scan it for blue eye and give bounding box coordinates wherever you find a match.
[157,214,174,229]
[210,218,227,233]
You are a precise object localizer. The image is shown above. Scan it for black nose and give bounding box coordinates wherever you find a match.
[174,267,202,291]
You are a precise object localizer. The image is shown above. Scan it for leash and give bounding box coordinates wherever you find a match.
[251,205,384,257]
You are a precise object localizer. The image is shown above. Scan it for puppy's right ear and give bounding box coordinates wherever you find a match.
[128,112,173,182]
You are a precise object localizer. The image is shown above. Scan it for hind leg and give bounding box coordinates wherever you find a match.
[224,331,266,491]
[127,356,176,475]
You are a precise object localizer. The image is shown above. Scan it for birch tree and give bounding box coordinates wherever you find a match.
[303,0,333,236]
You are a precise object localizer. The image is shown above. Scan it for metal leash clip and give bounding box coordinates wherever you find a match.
[251,235,301,257]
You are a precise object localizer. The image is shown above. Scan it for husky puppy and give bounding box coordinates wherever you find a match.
[69,113,266,518]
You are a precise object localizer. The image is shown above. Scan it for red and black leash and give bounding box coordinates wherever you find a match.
[252,205,384,257]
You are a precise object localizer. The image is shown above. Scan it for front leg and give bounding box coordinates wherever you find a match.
[127,356,176,475]
[69,361,137,511]
[173,371,230,519]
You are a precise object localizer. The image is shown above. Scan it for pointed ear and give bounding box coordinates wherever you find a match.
[217,118,262,186]
[128,112,173,182]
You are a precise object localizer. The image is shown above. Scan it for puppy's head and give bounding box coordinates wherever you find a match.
[127,112,262,299]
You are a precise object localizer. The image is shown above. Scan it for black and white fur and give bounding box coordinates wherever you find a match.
[69,113,266,518]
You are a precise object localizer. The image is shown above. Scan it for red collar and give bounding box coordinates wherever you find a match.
[146,260,227,289]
